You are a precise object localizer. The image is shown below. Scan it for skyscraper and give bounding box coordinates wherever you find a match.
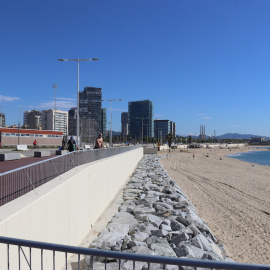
[154,120,176,141]
[121,112,128,137]
[68,107,77,136]
[101,108,107,136]
[79,86,102,143]
[128,100,153,140]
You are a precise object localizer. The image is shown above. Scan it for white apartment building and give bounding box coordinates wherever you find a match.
[42,109,68,135]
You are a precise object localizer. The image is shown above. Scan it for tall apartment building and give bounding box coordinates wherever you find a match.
[0,113,5,127]
[154,120,176,141]
[23,111,30,126]
[128,100,153,140]
[42,109,68,135]
[121,112,128,137]
[24,110,42,129]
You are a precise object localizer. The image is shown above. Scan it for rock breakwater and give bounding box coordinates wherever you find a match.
[85,155,231,269]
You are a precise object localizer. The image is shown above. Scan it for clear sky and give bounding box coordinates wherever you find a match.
[0,0,270,136]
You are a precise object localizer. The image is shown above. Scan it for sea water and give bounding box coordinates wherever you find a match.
[228,148,270,166]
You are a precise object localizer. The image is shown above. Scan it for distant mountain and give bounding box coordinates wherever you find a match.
[177,133,270,140]
[216,133,269,139]
[112,131,121,136]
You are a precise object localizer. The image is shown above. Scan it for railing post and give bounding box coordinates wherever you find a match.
[50,160,61,180]
[23,168,37,194]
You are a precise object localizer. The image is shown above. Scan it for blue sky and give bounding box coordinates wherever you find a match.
[0,0,270,136]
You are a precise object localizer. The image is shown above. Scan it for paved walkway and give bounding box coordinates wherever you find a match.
[0,148,57,173]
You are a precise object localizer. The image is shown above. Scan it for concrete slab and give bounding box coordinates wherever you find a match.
[34,151,51,157]
[143,148,158,154]
[16,145,28,151]
[55,150,68,155]
[0,153,21,161]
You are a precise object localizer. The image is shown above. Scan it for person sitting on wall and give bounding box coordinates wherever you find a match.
[94,133,104,149]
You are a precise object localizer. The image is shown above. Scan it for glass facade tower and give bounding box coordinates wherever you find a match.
[101,108,107,136]
[154,119,176,141]
[128,100,153,140]
[79,87,102,143]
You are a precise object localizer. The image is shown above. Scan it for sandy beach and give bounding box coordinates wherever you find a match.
[159,146,270,265]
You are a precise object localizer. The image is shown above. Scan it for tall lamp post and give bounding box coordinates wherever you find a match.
[58,58,99,148]
[136,117,150,145]
[52,83,58,131]
[102,99,122,147]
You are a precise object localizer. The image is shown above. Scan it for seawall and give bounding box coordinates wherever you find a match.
[0,147,143,270]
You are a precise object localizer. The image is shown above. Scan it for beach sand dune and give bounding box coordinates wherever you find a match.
[160,147,270,264]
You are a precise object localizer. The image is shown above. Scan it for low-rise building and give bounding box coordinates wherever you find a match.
[0,127,63,147]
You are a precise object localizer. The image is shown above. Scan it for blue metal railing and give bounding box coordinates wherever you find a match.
[0,236,270,270]
[0,145,141,207]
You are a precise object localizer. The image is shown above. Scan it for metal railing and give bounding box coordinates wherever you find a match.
[0,236,269,270]
[0,145,141,207]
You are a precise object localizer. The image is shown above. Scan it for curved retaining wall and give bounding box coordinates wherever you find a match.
[0,147,143,270]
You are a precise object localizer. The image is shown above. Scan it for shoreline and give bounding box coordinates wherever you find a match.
[159,146,270,264]
[227,147,270,167]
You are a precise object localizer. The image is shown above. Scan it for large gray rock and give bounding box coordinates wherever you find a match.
[131,232,149,242]
[119,202,136,213]
[151,229,169,237]
[154,202,174,211]
[173,245,195,257]
[191,234,213,252]
[171,232,189,246]
[100,231,127,251]
[160,224,171,231]
[133,205,156,215]
[131,246,155,255]
[150,242,177,257]
[107,223,130,235]
[112,212,138,226]
[171,220,185,231]
[121,260,147,270]
[130,223,153,235]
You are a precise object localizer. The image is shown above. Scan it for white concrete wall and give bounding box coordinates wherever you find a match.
[159,144,188,151]
[0,147,143,270]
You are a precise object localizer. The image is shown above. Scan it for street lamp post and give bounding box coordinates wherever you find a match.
[136,117,149,145]
[18,122,20,145]
[102,99,122,147]
[52,83,58,131]
[58,58,99,148]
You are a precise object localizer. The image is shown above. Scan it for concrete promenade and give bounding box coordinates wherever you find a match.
[0,148,57,173]
[0,146,143,270]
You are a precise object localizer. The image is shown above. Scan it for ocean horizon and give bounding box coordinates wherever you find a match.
[228,148,270,166]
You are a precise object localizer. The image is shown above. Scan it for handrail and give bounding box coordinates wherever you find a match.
[0,146,141,176]
[0,236,269,270]
[0,145,141,206]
